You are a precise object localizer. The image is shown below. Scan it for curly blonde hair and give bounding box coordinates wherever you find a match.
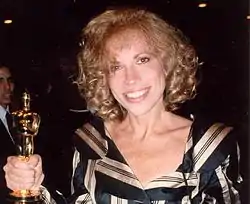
[77,7,199,121]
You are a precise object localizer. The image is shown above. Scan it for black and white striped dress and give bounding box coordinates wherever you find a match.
[42,115,242,204]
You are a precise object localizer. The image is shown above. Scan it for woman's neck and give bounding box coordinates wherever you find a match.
[121,103,171,141]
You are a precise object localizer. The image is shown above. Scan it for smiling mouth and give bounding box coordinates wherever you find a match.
[124,87,150,101]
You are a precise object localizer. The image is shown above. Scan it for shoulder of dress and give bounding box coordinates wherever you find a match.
[188,117,237,172]
[73,115,108,159]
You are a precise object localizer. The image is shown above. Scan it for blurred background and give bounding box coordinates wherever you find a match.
[0,0,248,123]
[0,0,249,200]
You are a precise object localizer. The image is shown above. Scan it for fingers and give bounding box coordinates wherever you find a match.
[5,174,34,190]
[4,155,44,191]
[31,172,44,191]
[28,154,42,168]
[31,156,44,190]
[5,164,35,190]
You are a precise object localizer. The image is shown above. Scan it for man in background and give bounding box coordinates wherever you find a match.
[0,63,15,202]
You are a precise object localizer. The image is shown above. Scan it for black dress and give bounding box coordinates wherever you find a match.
[41,115,242,204]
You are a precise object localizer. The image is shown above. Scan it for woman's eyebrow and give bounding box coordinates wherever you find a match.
[133,51,152,59]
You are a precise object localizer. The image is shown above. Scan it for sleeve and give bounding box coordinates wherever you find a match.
[41,117,106,204]
[67,148,93,204]
[40,149,93,204]
[202,134,242,203]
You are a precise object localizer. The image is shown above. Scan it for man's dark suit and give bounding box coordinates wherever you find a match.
[0,119,16,203]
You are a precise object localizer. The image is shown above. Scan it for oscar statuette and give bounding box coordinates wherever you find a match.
[7,92,42,203]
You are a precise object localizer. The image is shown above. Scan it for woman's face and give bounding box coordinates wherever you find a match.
[105,30,166,117]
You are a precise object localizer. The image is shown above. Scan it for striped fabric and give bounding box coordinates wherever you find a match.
[42,116,242,204]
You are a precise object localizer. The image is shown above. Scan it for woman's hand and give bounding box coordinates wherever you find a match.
[3,154,44,191]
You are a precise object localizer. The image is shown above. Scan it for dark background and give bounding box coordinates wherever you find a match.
[0,0,248,123]
[0,0,249,201]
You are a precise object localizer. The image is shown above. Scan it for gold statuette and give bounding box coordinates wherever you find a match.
[8,92,41,203]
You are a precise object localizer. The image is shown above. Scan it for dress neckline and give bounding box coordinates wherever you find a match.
[103,119,194,189]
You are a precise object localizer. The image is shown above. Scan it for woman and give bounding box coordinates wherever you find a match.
[4,8,241,203]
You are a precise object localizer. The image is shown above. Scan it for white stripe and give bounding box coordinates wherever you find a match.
[220,156,241,204]
[40,186,57,204]
[193,124,233,171]
[71,148,80,194]
[153,201,165,204]
[201,192,217,204]
[190,172,200,200]
[236,143,243,184]
[145,172,199,190]
[185,134,193,153]
[75,193,92,204]
[110,195,128,204]
[193,123,224,163]
[96,157,141,189]
[75,123,108,158]
[85,160,97,204]
[215,164,231,203]
[200,192,206,203]
[181,195,191,204]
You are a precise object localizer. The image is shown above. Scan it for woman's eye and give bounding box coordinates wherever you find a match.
[138,57,150,64]
[110,65,121,73]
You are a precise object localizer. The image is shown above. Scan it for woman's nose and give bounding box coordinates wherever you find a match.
[124,67,140,85]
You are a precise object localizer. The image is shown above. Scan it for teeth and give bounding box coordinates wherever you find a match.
[126,89,147,99]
